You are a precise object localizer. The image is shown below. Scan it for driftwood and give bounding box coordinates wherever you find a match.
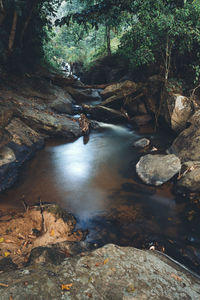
[82,104,128,123]
[82,83,115,89]
[78,113,90,135]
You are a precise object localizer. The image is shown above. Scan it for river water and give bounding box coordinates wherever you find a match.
[0,123,200,274]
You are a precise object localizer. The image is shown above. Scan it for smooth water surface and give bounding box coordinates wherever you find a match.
[0,124,199,273]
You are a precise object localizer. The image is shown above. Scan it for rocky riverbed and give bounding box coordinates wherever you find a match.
[1,71,200,298]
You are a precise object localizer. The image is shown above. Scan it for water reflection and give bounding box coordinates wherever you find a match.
[0,123,199,273]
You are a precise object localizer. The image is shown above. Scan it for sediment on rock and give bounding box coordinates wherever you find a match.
[0,244,199,299]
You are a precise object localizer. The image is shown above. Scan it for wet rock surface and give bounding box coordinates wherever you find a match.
[161,92,194,133]
[133,138,150,148]
[0,74,82,191]
[0,244,200,300]
[177,161,200,192]
[169,121,200,162]
[136,154,181,186]
[16,103,81,138]
[49,94,74,114]
[0,147,16,167]
[66,86,101,103]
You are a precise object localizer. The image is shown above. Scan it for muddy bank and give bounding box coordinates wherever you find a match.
[0,204,87,268]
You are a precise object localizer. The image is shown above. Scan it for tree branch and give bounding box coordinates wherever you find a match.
[8,10,18,52]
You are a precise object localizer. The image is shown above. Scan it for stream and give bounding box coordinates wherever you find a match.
[0,123,200,274]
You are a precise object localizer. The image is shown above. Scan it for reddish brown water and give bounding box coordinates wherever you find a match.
[0,124,200,274]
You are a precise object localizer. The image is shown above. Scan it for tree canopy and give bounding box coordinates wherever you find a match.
[1,0,200,85]
[0,0,62,70]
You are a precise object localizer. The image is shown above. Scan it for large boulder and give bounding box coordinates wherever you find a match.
[161,92,194,133]
[0,118,45,191]
[49,97,74,114]
[15,103,81,138]
[6,118,44,150]
[66,87,101,103]
[177,161,200,192]
[100,80,138,99]
[0,244,199,299]
[169,110,200,162]
[136,154,181,186]
[82,104,128,123]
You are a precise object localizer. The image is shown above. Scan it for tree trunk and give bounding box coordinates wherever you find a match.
[8,10,18,52]
[106,24,111,56]
[0,0,5,26]
[20,0,39,46]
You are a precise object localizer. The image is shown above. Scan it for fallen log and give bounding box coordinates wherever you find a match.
[82,104,128,123]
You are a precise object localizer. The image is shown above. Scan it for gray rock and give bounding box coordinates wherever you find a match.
[136,154,181,186]
[0,146,17,192]
[177,161,200,192]
[161,92,194,133]
[0,118,45,191]
[66,87,101,103]
[168,113,200,162]
[0,146,16,167]
[0,244,200,299]
[50,97,73,114]
[134,138,150,148]
[16,104,81,138]
[6,118,44,148]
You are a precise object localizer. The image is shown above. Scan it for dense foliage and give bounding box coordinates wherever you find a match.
[1,0,200,85]
[0,0,62,70]
[52,0,200,83]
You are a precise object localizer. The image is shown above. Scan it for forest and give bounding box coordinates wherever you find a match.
[1,1,200,299]
[0,0,200,86]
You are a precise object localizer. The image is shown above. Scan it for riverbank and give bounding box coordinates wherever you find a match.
[1,70,200,298]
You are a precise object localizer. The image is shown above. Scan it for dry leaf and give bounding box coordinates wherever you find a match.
[171,273,182,281]
[9,296,14,300]
[95,262,101,267]
[4,252,10,257]
[0,283,9,287]
[127,284,135,292]
[18,233,25,240]
[5,239,15,244]
[61,283,73,291]
[0,237,4,243]
[86,293,93,298]
[103,258,109,265]
[50,229,55,237]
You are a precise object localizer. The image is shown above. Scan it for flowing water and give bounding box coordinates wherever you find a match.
[0,123,200,274]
